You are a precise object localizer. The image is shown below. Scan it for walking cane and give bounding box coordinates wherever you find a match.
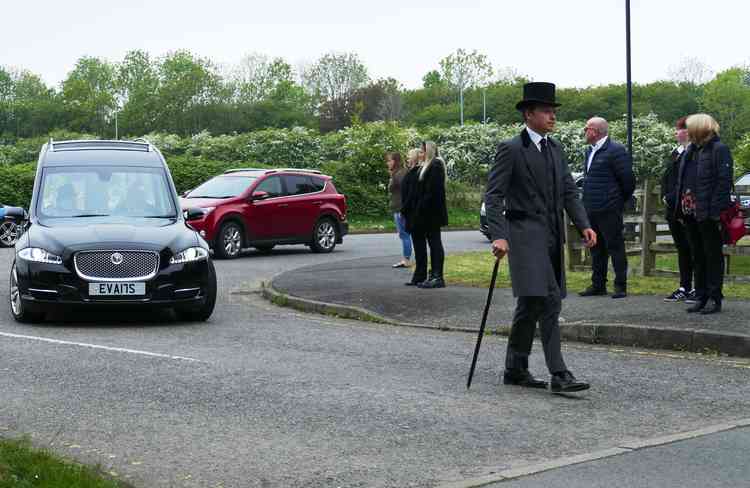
[466,257,500,389]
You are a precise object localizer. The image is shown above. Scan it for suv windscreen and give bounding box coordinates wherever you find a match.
[38,166,177,219]
[187,176,257,198]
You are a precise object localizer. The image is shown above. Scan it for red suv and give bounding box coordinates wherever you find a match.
[180,168,348,259]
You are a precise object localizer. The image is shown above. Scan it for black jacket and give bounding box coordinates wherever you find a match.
[400,166,421,232]
[675,136,733,222]
[660,146,684,218]
[582,138,635,213]
[410,158,448,233]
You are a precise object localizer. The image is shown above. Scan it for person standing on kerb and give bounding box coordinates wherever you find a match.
[484,82,597,393]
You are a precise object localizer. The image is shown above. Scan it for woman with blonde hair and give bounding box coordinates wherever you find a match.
[675,113,734,314]
[405,140,449,288]
[386,151,412,268]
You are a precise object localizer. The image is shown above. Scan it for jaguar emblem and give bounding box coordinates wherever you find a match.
[110,252,124,265]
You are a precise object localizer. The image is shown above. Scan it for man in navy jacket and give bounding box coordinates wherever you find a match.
[579,117,635,299]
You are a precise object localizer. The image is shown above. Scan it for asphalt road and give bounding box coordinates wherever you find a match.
[1,231,749,488]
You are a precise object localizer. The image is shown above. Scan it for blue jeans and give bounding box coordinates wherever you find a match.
[394,212,412,260]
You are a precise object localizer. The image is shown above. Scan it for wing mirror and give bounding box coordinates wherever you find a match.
[251,190,269,201]
[184,207,206,221]
[2,206,28,221]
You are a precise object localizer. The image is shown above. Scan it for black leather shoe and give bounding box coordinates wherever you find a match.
[405,277,426,286]
[687,297,708,313]
[579,286,608,297]
[550,371,590,393]
[612,287,627,299]
[700,298,722,315]
[503,369,548,389]
[417,277,445,289]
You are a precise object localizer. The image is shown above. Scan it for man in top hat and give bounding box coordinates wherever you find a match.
[485,82,597,393]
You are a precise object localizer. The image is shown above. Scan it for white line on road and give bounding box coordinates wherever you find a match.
[0,331,205,363]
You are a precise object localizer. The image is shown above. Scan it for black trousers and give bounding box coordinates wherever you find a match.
[505,245,567,375]
[588,209,628,290]
[684,218,724,300]
[666,213,693,290]
[411,227,444,282]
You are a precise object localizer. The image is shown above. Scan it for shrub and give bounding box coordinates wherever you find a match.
[0,163,36,207]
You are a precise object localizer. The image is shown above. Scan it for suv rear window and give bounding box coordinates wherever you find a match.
[284,175,320,195]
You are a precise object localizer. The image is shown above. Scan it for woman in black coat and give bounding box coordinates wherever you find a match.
[404,141,449,288]
[675,113,733,314]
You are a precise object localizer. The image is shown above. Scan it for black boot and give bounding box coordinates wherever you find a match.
[417,273,445,289]
[579,286,607,297]
[687,297,708,313]
[700,297,722,315]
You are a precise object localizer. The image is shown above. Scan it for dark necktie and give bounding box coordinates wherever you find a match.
[540,138,551,165]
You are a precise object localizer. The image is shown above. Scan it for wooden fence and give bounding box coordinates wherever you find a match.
[565,180,750,281]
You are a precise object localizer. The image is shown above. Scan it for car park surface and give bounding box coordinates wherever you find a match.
[2,231,750,487]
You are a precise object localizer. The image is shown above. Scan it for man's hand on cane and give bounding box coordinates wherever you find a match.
[582,228,597,248]
[491,239,509,260]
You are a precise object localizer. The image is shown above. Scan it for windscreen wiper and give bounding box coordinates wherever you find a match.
[70,213,110,217]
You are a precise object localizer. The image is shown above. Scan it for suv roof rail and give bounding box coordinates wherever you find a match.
[265,168,322,175]
[50,140,151,152]
[223,168,269,174]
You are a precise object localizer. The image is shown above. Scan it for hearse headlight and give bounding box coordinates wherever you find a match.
[170,247,208,264]
[18,247,63,264]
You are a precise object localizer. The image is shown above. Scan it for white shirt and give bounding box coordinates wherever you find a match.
[586,135,608,171]
[675,145,685,155]
[525,126,547,152]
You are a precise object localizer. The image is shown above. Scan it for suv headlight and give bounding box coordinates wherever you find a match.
[170,247,209,264]
[18,247,63,264]
[480,202,486,216]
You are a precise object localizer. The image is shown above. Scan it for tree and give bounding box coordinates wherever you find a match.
[155,50,223,135]
[116,50,160,136]
[439,49,493,125]
[302,52,370,131]
[61,57,117,135]
[230,53,293,104]
[668,57,713,85]
[701,67,750,147]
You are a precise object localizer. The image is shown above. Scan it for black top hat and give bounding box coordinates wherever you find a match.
[515,82,561,111]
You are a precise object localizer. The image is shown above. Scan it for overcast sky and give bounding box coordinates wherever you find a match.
[2,0,747,89]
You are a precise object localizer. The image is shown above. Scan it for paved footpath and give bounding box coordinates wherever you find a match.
[270,255,750,357]
[2,234,750,487]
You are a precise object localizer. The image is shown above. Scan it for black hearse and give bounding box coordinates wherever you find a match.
[8,139,216,323]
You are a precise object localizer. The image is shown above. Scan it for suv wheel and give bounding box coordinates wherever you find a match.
[175,260,217,321]
[9,262,44,323]
[216,221,243,259]
[310,218,337,253]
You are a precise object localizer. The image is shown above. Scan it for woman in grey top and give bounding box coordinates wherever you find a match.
[387,151,412,268]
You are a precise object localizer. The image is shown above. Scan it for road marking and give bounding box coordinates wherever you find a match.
[0,331,205,363]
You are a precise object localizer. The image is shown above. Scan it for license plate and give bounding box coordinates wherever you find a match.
[89,282,145,296]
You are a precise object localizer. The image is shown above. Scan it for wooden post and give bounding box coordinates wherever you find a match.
[640,179,657,276]
[565,215,582,271]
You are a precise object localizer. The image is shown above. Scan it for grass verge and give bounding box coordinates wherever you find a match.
[445,251,750,299]
[0,437,128,488]
[349,208,479,233]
